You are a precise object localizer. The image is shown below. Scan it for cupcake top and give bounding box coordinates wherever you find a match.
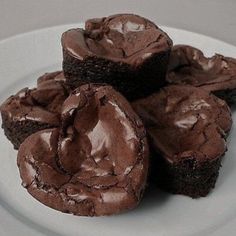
[167,45,236,92]
[17,84,149,216]
[62,14,172,66]
[132,85,232,163]
[0,71,68,126]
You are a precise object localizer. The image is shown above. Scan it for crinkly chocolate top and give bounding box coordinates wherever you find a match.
[167,45,236,92]
[17,84,149,216]
[132,85,232,163]
[0,71,68,125]
[62,14,172,66]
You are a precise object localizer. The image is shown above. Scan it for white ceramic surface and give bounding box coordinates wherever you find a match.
[0,24,236,236]
[1,0,236,46]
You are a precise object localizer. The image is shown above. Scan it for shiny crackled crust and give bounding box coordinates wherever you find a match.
[62,14,172,101]
[17,84,149,216]
[62,14,172,66]
[132,85,232,198]
[167,45,236,103]
[0,71,69,149]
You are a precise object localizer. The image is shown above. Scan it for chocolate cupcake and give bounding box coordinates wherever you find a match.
[0,71,69,149]
[132,85,232,198]
[167,45,236,104]
[17,84,149,216]
[62,14,172,100]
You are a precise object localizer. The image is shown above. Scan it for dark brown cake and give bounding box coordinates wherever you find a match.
[17,84,149,216]
[62,14,172,100]
[132,85,232,198]
[0,71,69,149]
[167,45,236,104]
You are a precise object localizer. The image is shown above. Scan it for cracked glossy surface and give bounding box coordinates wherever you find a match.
[61,14,172,66]
[167,45,236,93]
[17,84,149,216]
[0,71,68,126]
[132,85,232,163]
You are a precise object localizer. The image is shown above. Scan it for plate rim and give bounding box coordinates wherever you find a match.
[1,23,236,50]
[0,24,236,236]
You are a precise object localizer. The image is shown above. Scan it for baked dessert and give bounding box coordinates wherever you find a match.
[132,85,232,198]
[17,84,149,216]
[62,14,172,100]
[0,71,69,149]
[167,45,236,104]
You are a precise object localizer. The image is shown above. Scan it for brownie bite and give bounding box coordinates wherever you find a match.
[62,14,172,100]
[132,85,232,198]
[0,71,69,149]
[167,45,236,104]
[17,84,149,216]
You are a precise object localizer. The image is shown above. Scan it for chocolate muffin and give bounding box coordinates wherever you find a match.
[17,84,149,216]
[62,14,172,100]
[0,71,69,149]
[167,45,236,104]
[132,85,232,198]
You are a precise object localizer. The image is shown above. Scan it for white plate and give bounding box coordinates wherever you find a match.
[0,24,236,236]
